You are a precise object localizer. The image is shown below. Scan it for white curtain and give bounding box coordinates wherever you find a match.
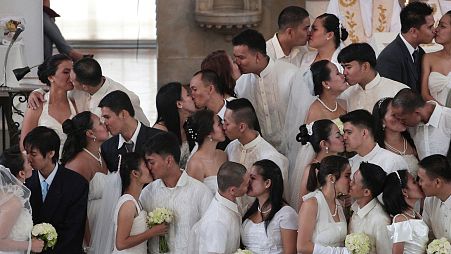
[51,0,156,40]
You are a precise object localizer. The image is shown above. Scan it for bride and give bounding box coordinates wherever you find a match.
[0,147,44,254]
[421,11,451,106]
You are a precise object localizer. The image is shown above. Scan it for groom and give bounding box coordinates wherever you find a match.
[24,126,89,254]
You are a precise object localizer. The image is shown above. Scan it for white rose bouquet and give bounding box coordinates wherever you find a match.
[146,208,174,253]
[31,223,57,250]
[427,238,451,254]
[345,233,371,254]
[233,249,253,254]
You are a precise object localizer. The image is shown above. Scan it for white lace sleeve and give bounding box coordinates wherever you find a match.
[0,197,30,251]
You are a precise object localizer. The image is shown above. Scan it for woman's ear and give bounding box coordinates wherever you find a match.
[402,188,408,198]
[265,179,272,189]
[18,170,26,180]
[322,80,330,90]
[176,100,183,109]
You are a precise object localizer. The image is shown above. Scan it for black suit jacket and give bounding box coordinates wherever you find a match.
[26,165,88,254]
[101,123,163,172]
[377,35,425,92]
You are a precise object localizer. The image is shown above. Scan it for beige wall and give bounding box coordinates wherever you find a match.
[156,0,305,87]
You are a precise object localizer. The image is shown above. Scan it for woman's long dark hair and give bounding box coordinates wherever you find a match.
[190,109,215,147]
[37,53,72,86]
[310,60,331,96]
[382,170,410,217]
[372,97,416,150]
[306,155,349,192]
[119,152,143,195]
[317,13,349,49]
[61,111,93,165]
[155,82,183,145]
[297,119,335,153]
[243,159,285,233]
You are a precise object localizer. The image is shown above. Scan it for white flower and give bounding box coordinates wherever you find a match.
[146,207,174,228]
[233,249,253,254]
[345,233,371,254]
[32,223,57,250]
[427,238,451,254]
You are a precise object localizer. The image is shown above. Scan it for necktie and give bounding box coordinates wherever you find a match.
[124,141,134,153]
[412,50,420,64]
[41,180,49,202]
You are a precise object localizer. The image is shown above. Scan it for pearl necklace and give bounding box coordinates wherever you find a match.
[258,205,272,214]
[83,148,103,167]
[331,203,338,217]
[317,98,338,112]
[404,208,417,219]
[384,137,407,155]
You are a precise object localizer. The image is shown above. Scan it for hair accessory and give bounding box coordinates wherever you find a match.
[377,97,389,109]
[394,170,402,185]
[306,122,314,136]
[338,21,343,40]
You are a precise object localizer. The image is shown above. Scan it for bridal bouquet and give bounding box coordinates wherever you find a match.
[427,238,451,254]
[146,207,174,253]
[345,233,371,254]
[31,223,57,250]
[233,249,253,254]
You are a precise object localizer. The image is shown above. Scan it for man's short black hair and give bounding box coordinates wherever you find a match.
[232,29,267,55]
[392,88,424,114]
[339,109,375,137]
[337,43,377,69]
[73,58,103,87]
[359,162,387,198]
[192,69,222,94]
[98,90,135,117]
[23,126,60,164]
[278,6,309,30]
[144,132,181,165]
[226,98,260,131]
[401,1,433,33]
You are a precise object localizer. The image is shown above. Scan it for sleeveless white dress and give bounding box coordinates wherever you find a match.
[112,194,147,254]
[87,172,108,236]
[203,175,218,195]
[0,207,33,254]
[37,92,77,157]
[303,190,347,247]
[428,72,451,106]
[241,206,298,254]
[387,215,429,254]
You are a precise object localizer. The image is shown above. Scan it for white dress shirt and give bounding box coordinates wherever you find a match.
[349,144,409,175]
[327,0,401,37]
[235,59,306,152]
[339,74,408,112]
[140,171,213,254]
[117,121,141,152]
[188,192,241,254]
[266,34,308,68]
[226,135,289,195]
[38,163,59,189]
[71,76,150,126]
[349,199,392,254]
[408,102,451,159]
[422,195,451,241]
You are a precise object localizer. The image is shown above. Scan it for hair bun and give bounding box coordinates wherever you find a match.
[296,124,311,144]
[340,27,349,41]
[62,119,76,135]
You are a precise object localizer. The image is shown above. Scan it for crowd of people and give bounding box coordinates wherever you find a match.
[1,2,451,254]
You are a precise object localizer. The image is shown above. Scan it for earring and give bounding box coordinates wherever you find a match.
[208,135,213,142]
[327,86,331,90]
[93,136,96,142]
[382,124,386,130]
[331,181,335,184]
[326,147,329,153]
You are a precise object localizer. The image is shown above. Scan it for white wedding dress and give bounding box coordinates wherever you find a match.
[87,172,108,237]
[112,194,147,254]
[387,215,429,254]
[202,175,218,195]
[303,190,347,247]
[0,207,33,254]
[428,72,451,106]
[241,206,298,254]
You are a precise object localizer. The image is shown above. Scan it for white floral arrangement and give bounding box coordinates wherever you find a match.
[427,238,451,254]
[345,232,371,254]
[146,208,174,253]
[31,223,57,250]
[233,249,253,254]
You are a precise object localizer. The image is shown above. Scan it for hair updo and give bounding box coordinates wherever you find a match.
[317,13,349,48]
[37,54,72,86]
[61,111,94,165]
[190,109,215,147]
[296,119,335,153]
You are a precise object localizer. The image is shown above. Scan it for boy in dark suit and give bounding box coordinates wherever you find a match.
[24,126,88,254]
[99,90,162,172]
[377,2,435,92]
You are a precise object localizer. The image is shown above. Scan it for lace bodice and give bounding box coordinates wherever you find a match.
[9,208,33,242]
[179,141,190,169]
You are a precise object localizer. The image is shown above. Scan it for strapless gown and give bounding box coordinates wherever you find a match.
[428,72,451,106]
